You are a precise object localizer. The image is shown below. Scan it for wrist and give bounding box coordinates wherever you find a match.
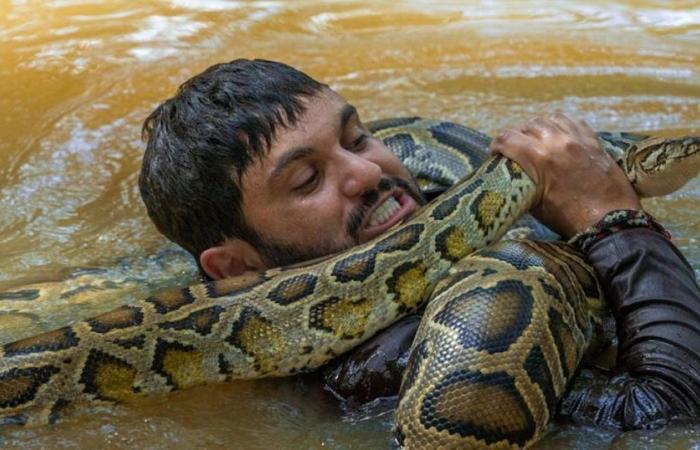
[567,209,671,253]
[565,197,643,237]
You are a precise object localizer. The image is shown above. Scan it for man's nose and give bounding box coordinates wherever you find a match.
[339,150,382,198]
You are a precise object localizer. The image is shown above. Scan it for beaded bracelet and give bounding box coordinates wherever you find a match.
[567,209,672,253]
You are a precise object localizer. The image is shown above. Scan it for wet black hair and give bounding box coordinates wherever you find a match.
[139,59,325,262]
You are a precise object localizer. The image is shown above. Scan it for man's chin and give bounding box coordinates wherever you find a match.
[256,237,347,269]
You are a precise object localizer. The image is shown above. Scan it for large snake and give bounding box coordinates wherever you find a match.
[0,118,697,449]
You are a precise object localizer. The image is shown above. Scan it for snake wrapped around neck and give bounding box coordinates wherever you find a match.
[0,117,698,448]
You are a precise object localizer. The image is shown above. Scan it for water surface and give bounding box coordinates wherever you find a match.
[0,1,698,448]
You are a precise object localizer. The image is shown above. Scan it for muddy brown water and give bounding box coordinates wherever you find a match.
[0,1,699,448]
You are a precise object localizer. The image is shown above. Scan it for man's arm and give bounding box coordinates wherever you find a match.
[492,114,700,428]
[323,227,700,424]
[324,115,700,430]
[560,228,700,429]
[489,113,642,237]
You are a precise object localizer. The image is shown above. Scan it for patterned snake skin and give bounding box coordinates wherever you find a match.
[0,118,697,449]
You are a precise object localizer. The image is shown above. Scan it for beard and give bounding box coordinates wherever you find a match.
[251,174,426,268]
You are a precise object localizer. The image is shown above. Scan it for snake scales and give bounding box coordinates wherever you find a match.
[0,118,697,448]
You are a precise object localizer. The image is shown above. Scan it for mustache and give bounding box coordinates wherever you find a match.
[346,177,413,239]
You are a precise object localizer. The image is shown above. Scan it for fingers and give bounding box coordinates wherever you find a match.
[490,112,599,186]
[490,112,598,230]
[518,115,570,140]
[551,112,596,140]
[490,128,541,184]
[551,113,606,160]
[522,113,600,152]
[492,112,641,237]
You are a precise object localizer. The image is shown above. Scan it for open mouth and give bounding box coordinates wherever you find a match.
[368,195,401,227]
[361,190,417,240]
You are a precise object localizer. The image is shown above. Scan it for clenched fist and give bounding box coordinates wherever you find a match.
[490,113,641,238]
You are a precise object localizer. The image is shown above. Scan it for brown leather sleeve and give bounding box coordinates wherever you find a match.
[322,314,420,403]
[559,228,700,429]
[323,228,700,430]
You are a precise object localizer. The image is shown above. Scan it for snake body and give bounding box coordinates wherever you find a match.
[395,238,606,448]
[0,118,697,448]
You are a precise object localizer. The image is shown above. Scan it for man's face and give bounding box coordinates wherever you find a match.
[240,88,425,268]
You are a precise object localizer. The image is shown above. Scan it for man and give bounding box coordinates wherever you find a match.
[140,59,700,429]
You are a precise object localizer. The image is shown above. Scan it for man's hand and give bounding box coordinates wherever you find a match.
[490,113,641,238]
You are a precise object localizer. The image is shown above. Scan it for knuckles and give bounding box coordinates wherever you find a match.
[563,137,583,154]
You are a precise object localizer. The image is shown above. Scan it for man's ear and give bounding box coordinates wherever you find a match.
[199,239,267,280]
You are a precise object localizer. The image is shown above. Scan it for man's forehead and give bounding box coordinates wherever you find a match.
[266,90,353,158]
[299,88,350,121]
[239,89,354,186]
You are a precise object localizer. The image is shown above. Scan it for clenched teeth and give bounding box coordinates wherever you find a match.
[369,196,401,227]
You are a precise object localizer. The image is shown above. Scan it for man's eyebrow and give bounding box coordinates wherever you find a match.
[270,146,314,181]
[270,104,359,182]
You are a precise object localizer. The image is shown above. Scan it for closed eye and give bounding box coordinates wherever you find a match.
[294,169,319,191]
[351,134,369,151]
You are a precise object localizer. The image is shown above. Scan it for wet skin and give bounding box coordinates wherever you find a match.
[238,89,424,268]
